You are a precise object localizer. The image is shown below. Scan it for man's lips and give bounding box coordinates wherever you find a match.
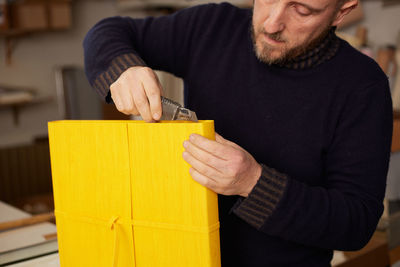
[261,33,285,45]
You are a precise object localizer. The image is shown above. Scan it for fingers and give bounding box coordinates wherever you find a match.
[109,66,163,122]
[111,78,138,115]
[188,134,230,160]
[142,71,162,120]
[131,82,154,122]
[188,168,219,192]
[183,140,227,171]
[184,133,261,196]
[182,151,223,179]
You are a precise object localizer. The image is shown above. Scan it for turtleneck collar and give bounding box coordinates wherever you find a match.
[278,27,341,70]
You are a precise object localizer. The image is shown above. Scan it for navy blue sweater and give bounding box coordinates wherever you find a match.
[83,3,393,266]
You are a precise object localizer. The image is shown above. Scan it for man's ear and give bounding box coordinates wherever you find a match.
[331,0,359,27]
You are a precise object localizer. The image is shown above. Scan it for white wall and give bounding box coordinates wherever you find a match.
[342,1,400,49]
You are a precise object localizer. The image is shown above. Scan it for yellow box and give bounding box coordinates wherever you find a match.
[48,120,220,267]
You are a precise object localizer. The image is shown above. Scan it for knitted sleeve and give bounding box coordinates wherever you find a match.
[83,4,217,102]
[233,78,393,251]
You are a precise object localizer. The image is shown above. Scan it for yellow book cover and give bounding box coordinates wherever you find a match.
[48,120,220,267]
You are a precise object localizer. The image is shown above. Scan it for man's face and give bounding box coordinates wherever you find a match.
[252,0,346,64]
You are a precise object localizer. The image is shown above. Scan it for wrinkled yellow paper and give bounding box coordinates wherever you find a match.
[48,120,220,267]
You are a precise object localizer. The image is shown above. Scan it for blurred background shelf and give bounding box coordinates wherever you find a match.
[0,84,53,125]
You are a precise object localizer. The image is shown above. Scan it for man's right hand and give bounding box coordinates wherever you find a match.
[110,66,163,122]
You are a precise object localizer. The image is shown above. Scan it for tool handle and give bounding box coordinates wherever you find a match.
[0,212,55,231]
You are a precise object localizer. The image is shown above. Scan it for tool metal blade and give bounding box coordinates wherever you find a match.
[160,96,198,122]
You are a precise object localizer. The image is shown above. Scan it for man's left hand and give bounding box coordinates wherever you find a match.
[182,133,262,197]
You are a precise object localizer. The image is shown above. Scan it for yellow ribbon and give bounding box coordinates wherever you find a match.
[108,216,120,267]
[54,210,220,266]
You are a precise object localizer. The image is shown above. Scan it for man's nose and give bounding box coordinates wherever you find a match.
[263,3,286,34]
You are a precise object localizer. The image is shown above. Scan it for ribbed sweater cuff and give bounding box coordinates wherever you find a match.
[93,53,146,103]
[232,164,288,230]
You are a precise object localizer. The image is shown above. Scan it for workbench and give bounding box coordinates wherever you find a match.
[0,201,58,266]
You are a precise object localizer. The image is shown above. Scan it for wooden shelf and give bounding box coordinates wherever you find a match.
[0,84,52,125]
[0,0,72,65]
[1,96,53,125]
[0,29,29,37]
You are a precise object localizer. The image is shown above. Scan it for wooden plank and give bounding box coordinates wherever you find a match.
[5,253,59,266]
[0,201,30,223]
[0,222,57,254]
[0,212,54,231]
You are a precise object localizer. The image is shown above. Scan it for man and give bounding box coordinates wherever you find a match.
[83,0,393,265]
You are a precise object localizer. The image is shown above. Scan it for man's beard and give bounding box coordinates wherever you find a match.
[251,23,332,65]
